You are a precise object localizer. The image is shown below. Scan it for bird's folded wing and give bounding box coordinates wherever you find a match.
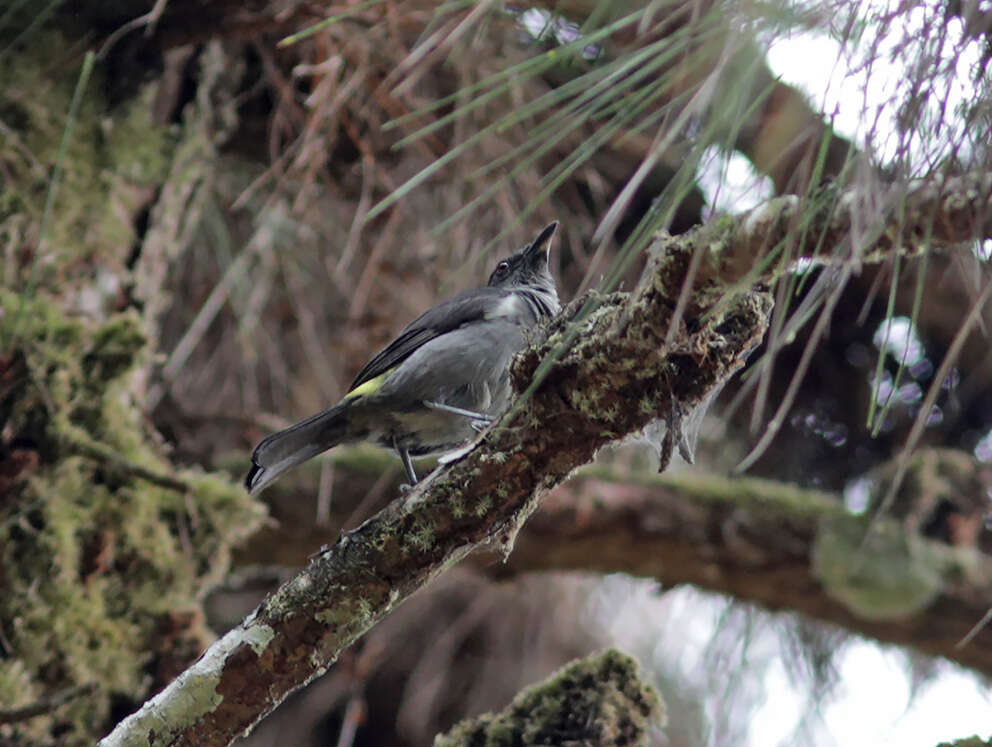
[348,288,506,391]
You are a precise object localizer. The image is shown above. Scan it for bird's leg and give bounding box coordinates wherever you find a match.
[424,400,492,421]
[424,400,492,431]
[394,438,418,487]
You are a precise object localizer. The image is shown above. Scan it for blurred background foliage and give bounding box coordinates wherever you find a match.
[1,0,991,744]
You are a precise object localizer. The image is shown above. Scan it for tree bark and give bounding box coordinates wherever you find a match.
[100,170,992,745]
[98,205,769,747]
[236,447,992,678]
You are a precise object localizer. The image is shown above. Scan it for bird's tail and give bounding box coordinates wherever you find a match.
[245,400,353,494]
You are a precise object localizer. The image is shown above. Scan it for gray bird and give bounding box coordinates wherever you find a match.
[245,221,561,494]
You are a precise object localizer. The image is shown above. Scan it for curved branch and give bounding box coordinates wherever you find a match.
[501,468,992,677]
[99,221,770,746]
[238,447,992,678]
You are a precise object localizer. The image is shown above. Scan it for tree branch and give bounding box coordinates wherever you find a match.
[99,170,992,744]
[236,446,992,678]
[99,213,770,746]
[689,171,992,292]
[501,465,992,677]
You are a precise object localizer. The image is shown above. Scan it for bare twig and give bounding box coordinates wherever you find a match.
[0,683,98,725]
[64,432,189,493]
[97,0,171,59]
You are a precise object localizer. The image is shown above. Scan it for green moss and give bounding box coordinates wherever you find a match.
[435,649,665,747]
[406,517,437,552]
[315,595,375,630]
[474,494,493,517]
[0,31,173,304]
[645,468,843,521]
[0,292,264,744]
[812,518,947,621]
[482,450,508,465]
[0,24,266,745]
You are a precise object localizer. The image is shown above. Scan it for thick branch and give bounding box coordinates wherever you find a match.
[100,170,992,744]
[698,171,992,291]
[237,447,992,678]
[502,469,992,677]
[99,223,770,746]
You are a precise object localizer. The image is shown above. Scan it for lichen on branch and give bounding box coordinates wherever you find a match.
[99,218,771,746]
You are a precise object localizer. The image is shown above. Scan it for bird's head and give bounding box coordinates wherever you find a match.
[487,221,558,294]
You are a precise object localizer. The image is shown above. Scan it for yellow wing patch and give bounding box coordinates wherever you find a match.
[345,370,390,399]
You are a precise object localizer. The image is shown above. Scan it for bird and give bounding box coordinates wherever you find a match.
[245,221,561,494]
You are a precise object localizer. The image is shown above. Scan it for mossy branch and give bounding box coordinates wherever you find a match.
[434,649,665,746]
[500,457,992,677]
[99,169,992,745]
[60,426,191,493]
[0,683,98,726]
[99,204,770,746]
[689,170,992,292]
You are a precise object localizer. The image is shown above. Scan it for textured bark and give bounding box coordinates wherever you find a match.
[502,471,992,678]
[99,211,770,746]
[238,449,992,678]
[685,171,992,292]
[99,167,992,745]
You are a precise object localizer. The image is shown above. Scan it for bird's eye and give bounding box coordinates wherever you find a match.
[496,261,510,274]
